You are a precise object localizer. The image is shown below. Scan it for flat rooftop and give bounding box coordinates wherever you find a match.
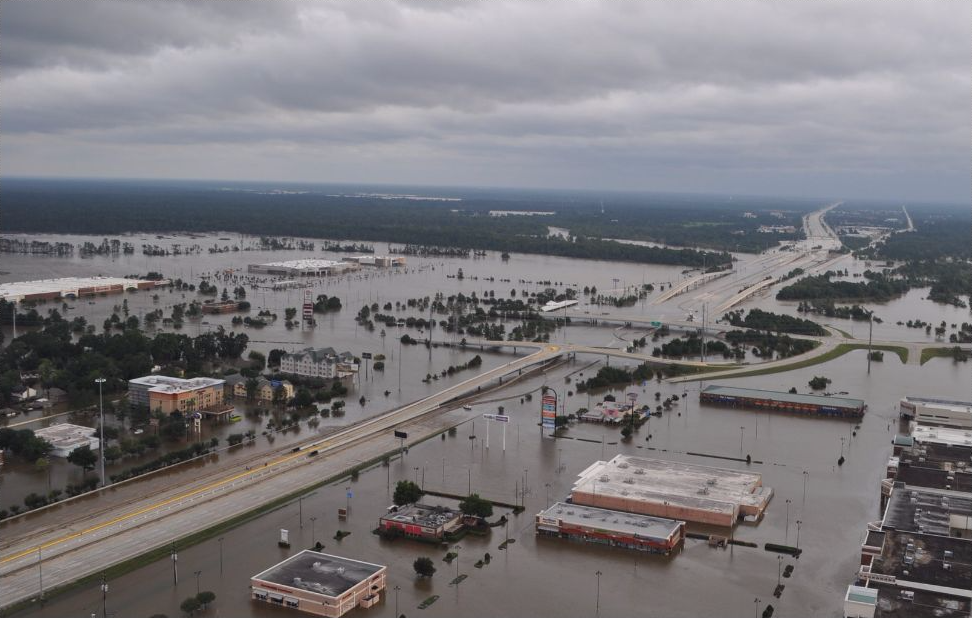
[129,375,223,393]
[872,585,970,618]
[573,455,770,515]
[883,484,972,536]
[538,502,683,541]
[0,277,155,301]
[903,396,972,412]
[381,503,460,528]
[254,259,344,269]
[895,463,972,494]
[252,550,383,598]
[34,423,96,446]
[911,425,972,448]
[870,530,972,591]
[702,385,865,410]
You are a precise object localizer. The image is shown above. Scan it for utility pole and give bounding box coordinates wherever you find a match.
[95,378,107,486]
[394,585,400,618]
[218,537,224,576]
[194,570,202,596]
[796,520,803,550]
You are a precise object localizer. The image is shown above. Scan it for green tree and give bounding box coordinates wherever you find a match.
[393,480,423,506]
[413,556,436,577]
[180,596,201,616]
[459,493,493,518]
[293,388,314,408]
[196,591,216,608]
[67,445,98,474]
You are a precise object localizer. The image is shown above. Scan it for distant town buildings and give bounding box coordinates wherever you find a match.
[34,423,100,457]
[128,375,227,415]
[571,455,773,527]
[280,348,358,379]
[250,550,386,617]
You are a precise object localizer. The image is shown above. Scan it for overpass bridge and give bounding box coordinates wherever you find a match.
[652,270,733,304]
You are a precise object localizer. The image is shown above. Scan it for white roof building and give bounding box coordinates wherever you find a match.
[34,423,100,458]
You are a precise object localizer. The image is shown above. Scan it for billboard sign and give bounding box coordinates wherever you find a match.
[541,393,557,431]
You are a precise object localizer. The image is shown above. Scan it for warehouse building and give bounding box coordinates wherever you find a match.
[250,550,385,617]
[571,455,772,527]
[0,276,165,302]
[536,502,685,555]
[248,260,361,277]
[700,385,866,418]
[128,375,227,415]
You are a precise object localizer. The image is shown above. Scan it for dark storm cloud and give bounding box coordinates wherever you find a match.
[1,1,969,202]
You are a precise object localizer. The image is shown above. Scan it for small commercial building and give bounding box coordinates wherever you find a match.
[700,385,866,418]
[128,375,226,415]
[250,550,386,617]
[378,503,462,541]
[34,423,100,457]
[536,502,685,555]
[900,396,972,429]
[571,455,772,527]
[201,300,241,314]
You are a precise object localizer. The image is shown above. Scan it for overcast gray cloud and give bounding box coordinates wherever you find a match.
[2,0,969,202]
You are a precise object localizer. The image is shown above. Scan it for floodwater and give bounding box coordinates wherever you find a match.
[2,232,970,617]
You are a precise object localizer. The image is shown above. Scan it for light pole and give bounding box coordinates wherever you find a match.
[37,548,43,600]
[218,537,224,576]
[796,520,802,550]
[545,483,551,508]
[299,494,303,528]
[311,517,317,547]
[739,426,744,456]
[785,499,791,545]
[101,572,108,618]
[394,585,400,617]
[595,570,602,615]
[455,545,462,585]
[802,470,809,509]
[755,597,761,618]
[95,378,107,486]
[194,570,202,596]
[777,555,783,588]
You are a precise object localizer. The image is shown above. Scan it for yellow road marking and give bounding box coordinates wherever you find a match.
[0,440,321,566]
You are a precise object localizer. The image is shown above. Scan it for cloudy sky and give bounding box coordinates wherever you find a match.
[2,1,969,202]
